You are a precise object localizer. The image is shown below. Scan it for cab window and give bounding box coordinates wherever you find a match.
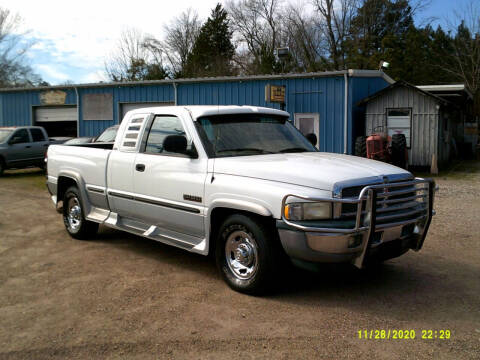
[10,129,30,144]
[145,116,186,155]
[30,128,46,142]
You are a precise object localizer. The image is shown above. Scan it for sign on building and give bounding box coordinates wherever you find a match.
[40,90,67,105]
[265,84,286,103]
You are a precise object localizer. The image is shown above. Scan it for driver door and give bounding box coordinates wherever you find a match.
[132,115,208,239]
[5,128,34,166]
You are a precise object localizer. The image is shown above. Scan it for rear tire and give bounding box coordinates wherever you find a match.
[355,136,367,157]
[63,186,98,240]
[0,159,4,176]
[391,134,407,168]
[215,214,279,295]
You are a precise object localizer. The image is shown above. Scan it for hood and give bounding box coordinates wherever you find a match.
[213,152,412,191]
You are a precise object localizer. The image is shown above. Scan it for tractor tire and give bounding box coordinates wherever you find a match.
[355,136,367,157]
[391,134,407,169]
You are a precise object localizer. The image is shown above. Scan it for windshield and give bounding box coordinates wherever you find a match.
[95,127,118,142]
[0,129,13,143]
[195,114,317,158]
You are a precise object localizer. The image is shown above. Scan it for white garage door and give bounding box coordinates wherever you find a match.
[34,106,77,137]
[35,106,77,122]
[120,102,173,120]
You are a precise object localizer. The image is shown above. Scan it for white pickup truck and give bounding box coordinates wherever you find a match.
[46,106,435,294]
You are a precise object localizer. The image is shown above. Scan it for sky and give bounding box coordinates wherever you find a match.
[1,0,475,85]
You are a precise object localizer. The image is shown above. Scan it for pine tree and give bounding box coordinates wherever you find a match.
[345,0,414,72]
[183,4,235,77]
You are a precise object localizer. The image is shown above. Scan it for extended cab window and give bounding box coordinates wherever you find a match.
[145,116,186,154]
[10,129,30,144]
[196,114,316,158]
[30,128,46,142]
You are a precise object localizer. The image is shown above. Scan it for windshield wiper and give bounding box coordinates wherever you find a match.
[279,147,309,153]
[217,148,274,154]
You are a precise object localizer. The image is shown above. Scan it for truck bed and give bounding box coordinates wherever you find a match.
[47,144,112,190]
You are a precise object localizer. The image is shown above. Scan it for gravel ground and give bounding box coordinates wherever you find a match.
[0,163,479,359]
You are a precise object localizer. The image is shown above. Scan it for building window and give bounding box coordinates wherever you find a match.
[294,113,320,149]
[387,108,411,148]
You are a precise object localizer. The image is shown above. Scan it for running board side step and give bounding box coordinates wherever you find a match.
[104,212,203,251]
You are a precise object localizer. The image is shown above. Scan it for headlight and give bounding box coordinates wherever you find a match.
[284,202,332,220]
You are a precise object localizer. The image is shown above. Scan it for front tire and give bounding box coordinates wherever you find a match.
[63,186,98,240]
[216,214,277,295]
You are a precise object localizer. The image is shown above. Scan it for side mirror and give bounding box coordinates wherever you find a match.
[305,133,317,147]
[163,135,188,154]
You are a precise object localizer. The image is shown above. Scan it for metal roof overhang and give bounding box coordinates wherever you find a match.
[0,69,395,92]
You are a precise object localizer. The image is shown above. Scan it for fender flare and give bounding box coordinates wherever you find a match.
[57,170,92,215]
[199,198,274,256]
[208,198,273,218]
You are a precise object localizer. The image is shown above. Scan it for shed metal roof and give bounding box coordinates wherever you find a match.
[417,84,473,99]
[357,80,451,107]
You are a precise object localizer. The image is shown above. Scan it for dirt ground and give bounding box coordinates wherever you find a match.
[0,163,479,359]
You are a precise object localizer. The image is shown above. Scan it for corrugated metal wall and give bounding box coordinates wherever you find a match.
[77,85,173,136]
[365,86,439,166]
[0,89,77,127]
[0,73,390,155]
[177,77,346,153]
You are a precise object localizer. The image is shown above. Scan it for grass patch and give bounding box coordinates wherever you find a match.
[413,160,480,180]
[0,168,46,190]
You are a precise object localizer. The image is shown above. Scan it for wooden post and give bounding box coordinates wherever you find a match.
[430,153,438,174]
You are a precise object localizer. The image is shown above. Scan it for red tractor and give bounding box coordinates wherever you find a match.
[355,127,408,169]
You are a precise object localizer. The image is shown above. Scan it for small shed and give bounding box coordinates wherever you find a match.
[357,80,464,169]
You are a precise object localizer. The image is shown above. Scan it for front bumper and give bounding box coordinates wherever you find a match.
[277,178,435,268]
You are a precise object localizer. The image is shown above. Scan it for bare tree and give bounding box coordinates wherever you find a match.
[105,28,168,82]
[312,0,357,70]
[105,28,148,81]
[159,9,201,77]
[443,1,480,96]
[0,7,41,87]
[227,0,284,74]
[282,4,329,72]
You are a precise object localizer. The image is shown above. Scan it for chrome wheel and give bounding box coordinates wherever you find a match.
[66,197,82,232]
[225,230,259,280]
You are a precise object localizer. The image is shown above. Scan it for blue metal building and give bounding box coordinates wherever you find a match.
[0,70,393,154]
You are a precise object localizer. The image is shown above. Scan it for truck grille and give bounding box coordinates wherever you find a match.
[340,180,429,229]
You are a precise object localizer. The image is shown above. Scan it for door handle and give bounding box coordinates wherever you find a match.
[25,145,31,148]
[135,164,145,172]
